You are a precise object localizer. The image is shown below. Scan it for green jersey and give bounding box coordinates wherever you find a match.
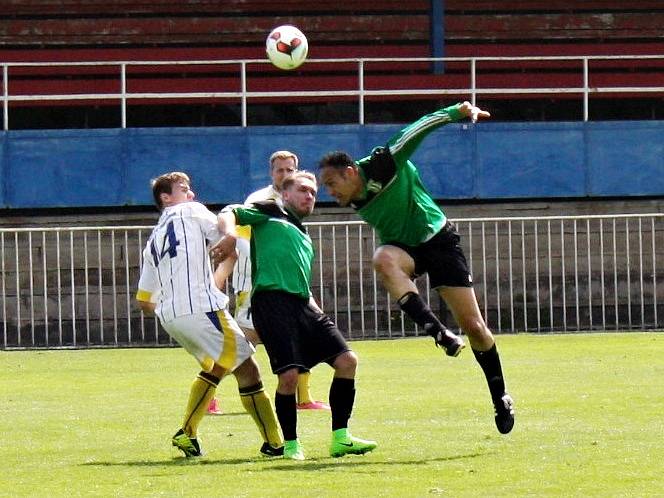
[351,103,465,246]
[233,201,313,300]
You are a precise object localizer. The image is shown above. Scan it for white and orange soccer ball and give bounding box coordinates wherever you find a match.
[265,25,308,70]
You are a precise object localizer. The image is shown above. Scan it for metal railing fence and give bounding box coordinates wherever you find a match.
[1,213,662,349]
[2,54,664,129]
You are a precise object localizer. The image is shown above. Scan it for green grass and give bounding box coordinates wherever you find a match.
[2,333,663,497]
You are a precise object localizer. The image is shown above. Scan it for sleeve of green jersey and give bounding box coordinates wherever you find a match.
[387,103,465,165]
[233,206,269,226]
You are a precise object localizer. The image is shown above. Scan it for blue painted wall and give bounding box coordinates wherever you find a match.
[1,121,662,208]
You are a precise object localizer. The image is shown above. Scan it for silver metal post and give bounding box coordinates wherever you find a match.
[583,57,589,121]
[359,60,365,125]
[241,62,247,127]
[2,65,8,131]
[121,64,127,128]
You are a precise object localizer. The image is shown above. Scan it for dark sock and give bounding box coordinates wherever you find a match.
[398,291,447,337]
[329,377,355,431]
[473,344,506,402]
[274,392,297,441]
[198,371,221,387]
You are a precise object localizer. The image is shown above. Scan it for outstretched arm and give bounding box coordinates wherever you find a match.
[389,101,490,164]
[458,101,491,123]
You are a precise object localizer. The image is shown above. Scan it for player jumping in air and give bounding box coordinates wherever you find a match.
[318,102,515,434]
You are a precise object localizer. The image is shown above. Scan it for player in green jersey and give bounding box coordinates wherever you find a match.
[214,171,377,460]
[318,101,515,435]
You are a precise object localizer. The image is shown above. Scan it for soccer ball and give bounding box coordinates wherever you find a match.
[265,25,308,70]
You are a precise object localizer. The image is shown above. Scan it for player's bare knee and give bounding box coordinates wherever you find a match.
[210,363,229,379]
[233,357,261,385]
[277,368,299,393]
[332,350,357,377]
[460,318,491,340]
[372,250,397,276]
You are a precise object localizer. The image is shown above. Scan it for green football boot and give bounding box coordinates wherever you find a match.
[329,428,377,458]
[283,439,305,460]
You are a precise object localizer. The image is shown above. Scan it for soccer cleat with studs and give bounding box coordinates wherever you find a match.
[283,439,305,460]
[296,400,331,410]
[206,398,223,415]
[172,428,203,457]
[330,433,377,458]
[433,327,466,357]
[260,442,285,457]
[494,393,515,434]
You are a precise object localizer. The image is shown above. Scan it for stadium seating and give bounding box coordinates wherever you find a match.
[0,1,430,52]
[444,1,664,98]
[0,1,662,123]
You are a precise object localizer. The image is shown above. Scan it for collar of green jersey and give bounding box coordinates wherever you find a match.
[251,200,308,234]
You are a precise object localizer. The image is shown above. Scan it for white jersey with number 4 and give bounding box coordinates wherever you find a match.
[137,201,228,323]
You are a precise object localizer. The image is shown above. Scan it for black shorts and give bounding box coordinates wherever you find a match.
[385,221,473,289]
[251,291,350,374]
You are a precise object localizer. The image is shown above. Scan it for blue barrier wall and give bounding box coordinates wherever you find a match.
[1,121,662,208]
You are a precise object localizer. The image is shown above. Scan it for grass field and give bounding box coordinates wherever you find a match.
[2,333,663,497]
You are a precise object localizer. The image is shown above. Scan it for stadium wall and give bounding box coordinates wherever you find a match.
[1,121,663,209]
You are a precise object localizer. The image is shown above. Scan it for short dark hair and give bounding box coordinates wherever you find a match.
[318,151,354,171]
[150,171,190,209]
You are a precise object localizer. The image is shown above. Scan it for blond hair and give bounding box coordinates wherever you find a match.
[281,170,316,191]
[269,150,299,170]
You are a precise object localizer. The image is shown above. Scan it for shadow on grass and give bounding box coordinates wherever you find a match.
[80,451,488,470]
[263,452,489,472]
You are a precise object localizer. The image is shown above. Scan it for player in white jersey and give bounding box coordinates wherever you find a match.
[214,151,330,411]
[136,171,284,458]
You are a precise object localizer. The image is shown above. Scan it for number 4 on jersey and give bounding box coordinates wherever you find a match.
[151,220,180,265]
